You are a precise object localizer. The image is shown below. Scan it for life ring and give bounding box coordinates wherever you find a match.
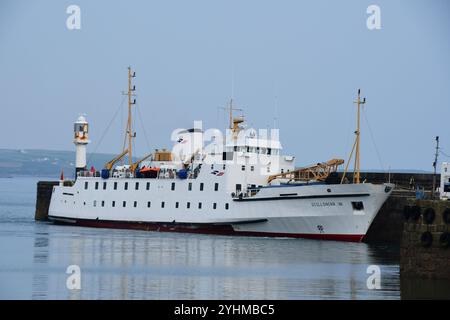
[439,232,450,248]
[423,208,435,224]
[410,206,421,221]
[443,208,450,224]
[420,231,433,248]
[403,206,411,220]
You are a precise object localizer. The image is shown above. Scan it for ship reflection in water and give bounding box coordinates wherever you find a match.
[26,222,405,300]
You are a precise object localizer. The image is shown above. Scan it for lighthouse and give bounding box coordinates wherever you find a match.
[73,115,90,177]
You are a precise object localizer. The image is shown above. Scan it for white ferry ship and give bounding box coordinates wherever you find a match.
[48,67,393,242]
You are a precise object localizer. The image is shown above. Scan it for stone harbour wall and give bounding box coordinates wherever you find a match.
[35,181,58,221]
[400,199,450,280]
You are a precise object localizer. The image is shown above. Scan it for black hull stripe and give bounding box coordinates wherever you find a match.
[233,193,370,202]
[48,216,268,226]
[47,216,364,242]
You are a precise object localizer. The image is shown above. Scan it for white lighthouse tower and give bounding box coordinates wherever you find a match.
[73,115,90,177]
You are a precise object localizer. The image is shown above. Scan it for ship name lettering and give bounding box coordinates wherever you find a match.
[311,201,336,207]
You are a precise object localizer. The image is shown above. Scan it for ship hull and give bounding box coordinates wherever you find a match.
[48,179,393,242]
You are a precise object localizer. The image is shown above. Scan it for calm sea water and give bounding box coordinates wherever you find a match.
[1,176,436,300]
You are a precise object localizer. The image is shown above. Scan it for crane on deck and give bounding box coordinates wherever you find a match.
[131,153,153,173]
[104,149,129,171]
[267,158,344,184]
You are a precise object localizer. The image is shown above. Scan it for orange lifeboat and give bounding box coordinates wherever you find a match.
[139,167,160,178]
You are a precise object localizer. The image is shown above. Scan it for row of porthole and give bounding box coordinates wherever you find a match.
[86,200,230,210]
[84,181,219,192]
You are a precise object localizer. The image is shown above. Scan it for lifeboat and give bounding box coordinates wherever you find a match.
[139,167,160,178]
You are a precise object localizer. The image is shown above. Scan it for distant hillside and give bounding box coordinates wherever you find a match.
[0,148,431,179]
[0,149,123,179]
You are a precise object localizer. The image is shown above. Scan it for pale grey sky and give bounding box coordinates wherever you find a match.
[0,0,449,170]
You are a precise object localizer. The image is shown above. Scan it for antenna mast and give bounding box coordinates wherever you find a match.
[341,89,366,184]
[432,136,440,199]
[229,98,233,130]
[354,89,366,183]
[124,66,136,169]
[222,99,242,130]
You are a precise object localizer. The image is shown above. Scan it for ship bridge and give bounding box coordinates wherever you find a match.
[225,137,282,155]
